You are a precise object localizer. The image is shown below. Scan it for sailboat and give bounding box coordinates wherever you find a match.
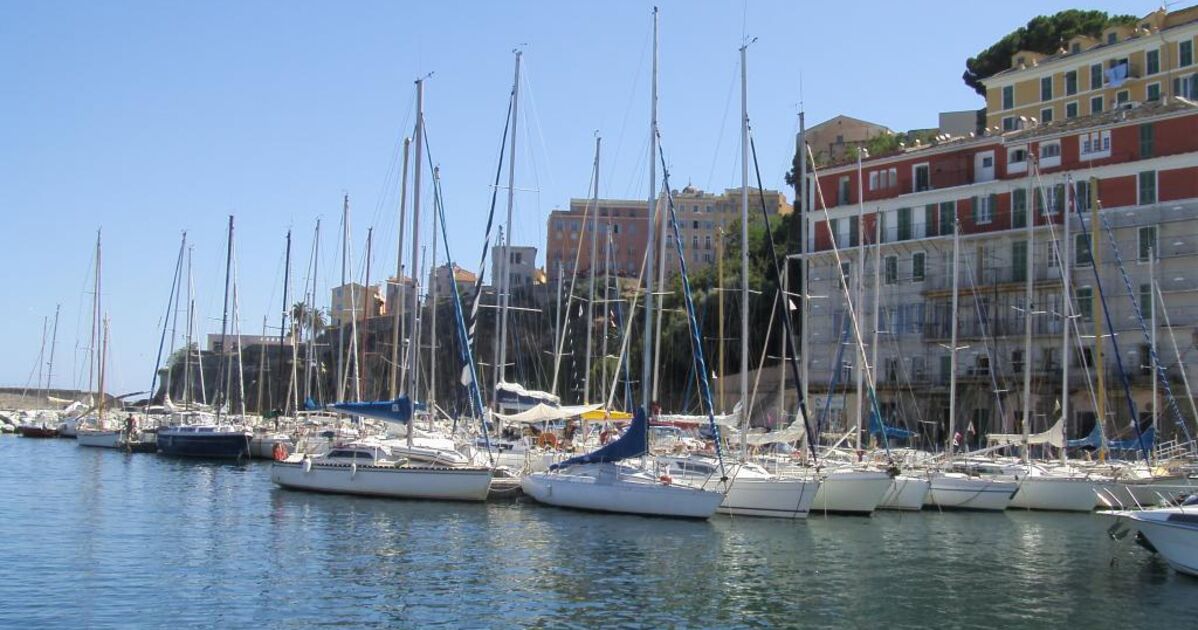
[157,217,253,459]
[76,231,125,449]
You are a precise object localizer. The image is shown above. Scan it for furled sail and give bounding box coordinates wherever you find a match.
[550,406,648,470]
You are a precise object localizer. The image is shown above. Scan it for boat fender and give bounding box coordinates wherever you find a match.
[659,475,672,486]
[302,456,312,473]
[351,462,358,478]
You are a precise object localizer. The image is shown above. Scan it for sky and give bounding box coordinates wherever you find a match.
[0,0,1154,391]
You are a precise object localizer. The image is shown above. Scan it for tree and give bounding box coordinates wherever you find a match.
[962,10,1137,96]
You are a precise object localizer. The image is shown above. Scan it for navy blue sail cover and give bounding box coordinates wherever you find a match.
[330,396,414,424]
[551,406,648,470]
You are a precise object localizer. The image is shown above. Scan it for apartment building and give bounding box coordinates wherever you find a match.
[801,99,1198,447]
[545,186,791,280]
[982,6,1198,131]
[330,282,384,326]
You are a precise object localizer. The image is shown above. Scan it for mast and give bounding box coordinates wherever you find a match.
[496,50,521,392]
[390,137,411,399]
[1091,176,1106,447]
[98,315,109,418]
[1021,165,1035,466]
[1150,243,1157,434]
[429,167,441,420]
[602,230,613,401]
[36,317,47,399]
[855,151,865,450]
[797,111,810,419]
[717,226,726,413]
[641,6,659,413]
[408,77,425,400]
[215,215,234,422]
[871,211,882,448]
[1060,181,1072,464]
[947,216,960,455]
[88,229,101,401]
[256,316,268,413]
[359,227,372,401]
[305,220,321,404]
[184,246,195,408]
[46,304,60,400]
[278,230,291,413]
[738,41,750,457]
[584,136,601,404]
[337,193,349,402]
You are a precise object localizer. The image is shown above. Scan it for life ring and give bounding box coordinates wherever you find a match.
[273,442,288,461]
[658,474,672,486]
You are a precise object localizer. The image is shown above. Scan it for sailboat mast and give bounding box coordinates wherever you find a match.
[408,78,425,400]
[855,152,865,451]
[602,230,613,399]
[948,217,960,455]
[1022,164,1035,465]
[305,220,321,404]
[256,316,268,413]
[495,50,521,394]
[641,6,659,413]
[184,246,195,409]
[739,42,750,457]
[88,229,101,400]
[1150,243,1157,432]
[98,315,109,418]
[798,111,809,413]
[278,229,291,413]
[337,194,349,402]
[390,137,412,399]
[46,304,60,399]
[584,136,601,405]
[215,215,234,422]
[1060,179,1073,464]
[429,168,440,419]
[871,213,882,447]
[361,226,372,401]
[717,227,725,413]
[1091,177,1106,447]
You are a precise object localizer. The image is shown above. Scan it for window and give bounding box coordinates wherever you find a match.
[888,168,898,188]
[691,235,698,250]
[829,218,841,246]
[939,201,955,235]
[704,235,712,250]
[1080,129,1111,158]
[1039,140,1061,167]
[838,176,850,205]
[1138,171,1157,206]
[897,207,912,241]
[1117,89,1130,104]
[840,261,851,287]
[1012,240,1028,282]
[1147,49,1160,75]
[940,355,952,383]
[1040,107,1054,123]
[1065,102,1078,119]
[1077,286,1094,321]
[1002,85,1014,110]
[912,252,925,282]
[1065,70,1078,95]
[849,216,860,247]
[1090,63,1103,90]
[1139,123,1155,158]
[1139,226,1158,261]
[1107,32,1117,45]
[1012,189,1028,228]
[913,164,930,192]
[973,194,997,225]
[1140,283,1153,320]
[1002,116,1018,132]
[1008,146,1027,164]
[1071,42,1081,54]
[1175,74,1198,99]
[1012,348,1025,374]
[1182,40,1194,68]
[1075,233,1092,266]
[1147,82,1161,102]
[1090,95,1103,114]
[869,171,879,191]
[884,256,898,284]
[1075,180,1091,211]
[1041,76,1053,101]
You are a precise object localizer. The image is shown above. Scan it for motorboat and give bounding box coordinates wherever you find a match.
[1114,498,1198,577]
[157,423,252,459]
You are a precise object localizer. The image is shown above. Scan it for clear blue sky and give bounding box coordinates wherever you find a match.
[0,0,1151,391]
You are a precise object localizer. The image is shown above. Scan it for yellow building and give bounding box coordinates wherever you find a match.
[981,6,1198,131]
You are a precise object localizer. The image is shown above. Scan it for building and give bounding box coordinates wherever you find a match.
[330,282,383,326]
[544,186,791,280]
[805,115,893,165]
[939,110,979,137]
[430,263,477,301]
[801,98,1198,445]
[384,275,417,316]
[981,6,1198,132]
[206,334,288,354]
[491,245,538,291]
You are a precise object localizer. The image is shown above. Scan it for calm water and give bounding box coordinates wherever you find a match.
[1,436,1195,628]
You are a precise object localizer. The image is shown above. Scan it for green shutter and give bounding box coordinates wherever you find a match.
[971,196,979,223]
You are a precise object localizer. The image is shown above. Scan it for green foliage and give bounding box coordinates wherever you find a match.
[963,10,1138,96]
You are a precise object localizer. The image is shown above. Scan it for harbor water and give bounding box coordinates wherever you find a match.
[2,436,1195,628]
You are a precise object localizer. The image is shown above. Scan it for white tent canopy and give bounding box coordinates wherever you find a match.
[492,403,602,424]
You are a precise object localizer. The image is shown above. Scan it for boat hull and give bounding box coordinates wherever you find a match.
[1009,476,1097,512]
[810,470,892,515]
[271,460,491,501]
[878,476,930,511]
[17,426,59,438]
[521,469,723,519]
[1099,478,1194,509]
[157,431,251,459]
[76,430,123,449]
[925,474,1017,511]
[716,476,821,519]
[1122,509,1198,576]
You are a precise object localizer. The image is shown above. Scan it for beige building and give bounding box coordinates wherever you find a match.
[805,115,892,164]
[330,282,383,326]
[981,6,1198,132]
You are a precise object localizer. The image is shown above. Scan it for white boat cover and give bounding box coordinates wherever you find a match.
[986,418,1065,448]
[743,413,807,446]
[495,381,561,407]
[657,403,741,429]
[493,403,603,424]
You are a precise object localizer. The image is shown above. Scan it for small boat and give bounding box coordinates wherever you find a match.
[17,424,60,438]
[1115,499,1198,577]
[157,424,252,459]
[77,428,124,449]
[271,439,492,502]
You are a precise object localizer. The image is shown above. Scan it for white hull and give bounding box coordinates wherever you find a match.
[249,434,293,459]
[878,476,930,511]
[76,430,122,449]
[925,473,1017,511]
[810,469,892,515]
[716,476,821,519]
[271,459,491,502]
[58,418,79,438]
[1121,508,1198,576]
[1008,476,1097,512]
[521,465,724,519]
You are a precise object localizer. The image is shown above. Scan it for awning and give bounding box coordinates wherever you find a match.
[492,403,602,424]
[987,418,1065,448]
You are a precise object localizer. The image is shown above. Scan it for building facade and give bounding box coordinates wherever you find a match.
[491,245,538,291]
[981,7,1198,132]
[545,186,791,281]
[801,100,1198,447]
[805,115,893,165]
[330,282,383,326]
[430,263,478,301]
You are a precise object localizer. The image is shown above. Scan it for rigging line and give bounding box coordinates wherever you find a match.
[960,238,1010,437]
[465,93,514,357]
[1155,281,1198,440]
[549,147,602,396]
[608,19,652,202]
[750,132,825,461]
[704,59,740,192]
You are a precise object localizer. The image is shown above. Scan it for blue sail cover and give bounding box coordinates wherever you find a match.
[1107,427,1155,453]
[329,396,413,424]
[1066,423,1103,449]
[869,411,916,440]
[550,406,648,470]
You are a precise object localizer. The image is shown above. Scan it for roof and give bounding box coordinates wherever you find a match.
[1003,97,1198,142]
[806,114,892,134]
